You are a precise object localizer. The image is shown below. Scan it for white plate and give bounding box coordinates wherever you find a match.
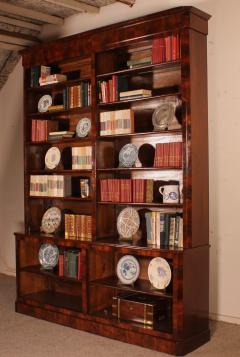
[116,255,140,285]
[119,144,138,168]
[45,147,61,169]
[152,103,174,130]
[76,117,91,138]
[148,257,171,289]
[39,243,59,270]
[117,207,140,239]
[38,94,52,113]
[41,207,61,234]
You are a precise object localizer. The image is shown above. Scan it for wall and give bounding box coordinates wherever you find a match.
[0,0,239,324]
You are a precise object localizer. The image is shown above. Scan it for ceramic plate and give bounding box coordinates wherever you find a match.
[76,117,91,138]
[39,243,59,269]
[38,94,52,113]
[152,103,175,130]
[117,207,140,239]
[148,257,171,289]
[41,206,61,234]
[45,147,61,169]
[116,255,140,285]
[119,144,138,168]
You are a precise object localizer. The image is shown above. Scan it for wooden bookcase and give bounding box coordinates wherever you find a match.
[15,7,210,356]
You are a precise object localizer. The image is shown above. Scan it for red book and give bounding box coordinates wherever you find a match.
[31,120,36,142]
[59,254,64,277]
[77,252,82,280]
[112,75,117,101]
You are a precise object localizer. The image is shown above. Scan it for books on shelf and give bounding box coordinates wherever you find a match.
[119,89,152,101]
[65,214,92,241]
[68,82,91,108]
[100,179,154,203]
[145,211,183,248]
[48,104,65,112]
[59,249,82,280]
[31,120,58,142]
[30,175,72,197]
[39,74,67,86]
[127,43,152,68]
[72,146,92,170]
[154,142,183,168]
[100,109,134,136]
[30,65,51,87]
[48,131,75,140]
[98,75,128,103]
[152,34,180,64]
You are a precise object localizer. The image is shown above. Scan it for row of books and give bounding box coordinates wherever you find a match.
[127,42,152,68]
[98,75,128,103]
[65,214,92,241]
[59,249,82,280]
[154,142,182,168]
[72,146,92,170]
[39,74,67,86]
[67,82,91,108]
[30,175,71,197]
[100,179,154,203]
[100,109,134,136]
[31,120,58,142]
[152,34,180,64]
[48,130,75,140]
[119,89,152,101]
[145,212,183,247]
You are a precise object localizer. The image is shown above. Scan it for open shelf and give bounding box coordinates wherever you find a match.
[20,291,82,312]
[98,201,182,208]
[27,77,91,92]
[97,167,182,172]
[27,137,93,145]
[97,129,182,140]
[21,265,82,283]
[91,276,172,298]
[27,106,91,117]
[28,196,92,201]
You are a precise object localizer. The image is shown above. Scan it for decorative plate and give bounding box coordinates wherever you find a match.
[45,147,61,170]
[76,117,91,138]
[152,103,175,130]
[41,207,61,234]
[148,257,171,289]
[117,207,140,239]
[38,94,52,113]
[39,243,59,270]
[116,255,140,285]
[119,144,138,168]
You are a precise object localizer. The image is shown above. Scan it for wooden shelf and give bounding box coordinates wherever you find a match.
[97,167,182,172]
[97,129,182,139]
[21,265,82,283]
[28,169,92,174]
[91,276,172,298]
[20,291,82,312]
[28,196,92,201]
[27,77,91,92]
[27,137,93,145]
[96,61,181,79]
[98,201,182,208]
[27,106,91,117]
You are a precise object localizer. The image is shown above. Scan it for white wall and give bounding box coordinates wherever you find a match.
[0,0,239,324]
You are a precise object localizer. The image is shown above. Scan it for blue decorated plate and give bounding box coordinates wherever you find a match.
[39,243,59,270]
[148,257,171,289]
[116,255,140,285]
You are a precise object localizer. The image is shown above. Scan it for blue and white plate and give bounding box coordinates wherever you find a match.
[76,117,91,138]
[148,257,171,289]
[119,144,138,168]
[39,243,59,270]
[116,255,140,285]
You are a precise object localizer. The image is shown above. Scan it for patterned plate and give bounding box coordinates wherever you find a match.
[148,257,171,289]
[38,94,52,113]
[45,147,61,169]
[76,117,91,138]
[39,243,59,270]
[119,144,138,168]
[117,207,140,239]
[152,103,175,130]
[41,206,61,234]
[116,255,140,285]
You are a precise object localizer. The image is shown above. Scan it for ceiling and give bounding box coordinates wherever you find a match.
[0,0,135,89]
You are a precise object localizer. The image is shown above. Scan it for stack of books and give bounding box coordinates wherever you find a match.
[100,179,154,203]
[145,211,183,247]
[64,214,92,241]
[31,120,58,142]
[59,249,82,280]
[72,146,92,170]
[119,89,152,101]
[154,142,182,168]
[30,65,50,87]
[98,75,128,103]
[69,82,91,108]
[30,175,71,197]
[100,109,134,136]
[39,74,67,86]
[127,43,152,68]
[152,34,180,64]
[48,131,75,141]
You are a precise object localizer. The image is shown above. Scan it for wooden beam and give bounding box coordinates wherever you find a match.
[0,30,40,47]
[0,3,63,25]
[0,42,26,51]
[44,0,99,13]
[117,0,135,6]
[0,16,42,32]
